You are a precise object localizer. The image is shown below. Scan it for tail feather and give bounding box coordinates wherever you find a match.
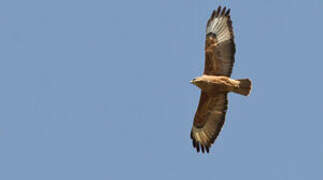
[233,79,252,96]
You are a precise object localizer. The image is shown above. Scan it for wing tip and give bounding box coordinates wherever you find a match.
[213,6,231,18]
[206,6,232,31]
[191,131,212,154]
[225,8,231,16]
[193,142,211,154]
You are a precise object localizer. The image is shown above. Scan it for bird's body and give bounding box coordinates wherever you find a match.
[190,6,252,153]
[192,75,251,96]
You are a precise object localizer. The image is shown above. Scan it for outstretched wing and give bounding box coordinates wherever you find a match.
[191,93,228,153]
[204,6,235,77]
[190,7,234,153]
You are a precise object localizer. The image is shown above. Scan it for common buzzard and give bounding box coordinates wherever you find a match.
[190,6,252,153]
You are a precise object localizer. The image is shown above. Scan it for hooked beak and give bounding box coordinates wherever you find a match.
[190,80,194,84]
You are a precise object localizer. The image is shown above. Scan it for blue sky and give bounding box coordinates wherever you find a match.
[0,0,323,179]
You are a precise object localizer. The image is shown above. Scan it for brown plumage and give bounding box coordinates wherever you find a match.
[190,6,252,153]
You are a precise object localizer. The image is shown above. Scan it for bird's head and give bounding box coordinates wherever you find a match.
[190,77,204,87]
[190,78,196,85]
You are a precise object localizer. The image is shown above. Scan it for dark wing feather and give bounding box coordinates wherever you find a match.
[204,6,235,77]
[191,92,228,153]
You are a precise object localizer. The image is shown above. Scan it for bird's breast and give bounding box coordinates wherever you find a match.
[199,77,236,96]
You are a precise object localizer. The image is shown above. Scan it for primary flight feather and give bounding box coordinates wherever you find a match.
[190,6,252,153]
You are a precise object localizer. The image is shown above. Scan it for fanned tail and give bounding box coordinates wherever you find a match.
[233,79,252,96]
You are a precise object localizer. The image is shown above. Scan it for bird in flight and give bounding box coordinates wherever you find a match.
[190,6,252,153]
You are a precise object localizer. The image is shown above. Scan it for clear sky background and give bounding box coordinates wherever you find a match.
[0,0,323,179]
